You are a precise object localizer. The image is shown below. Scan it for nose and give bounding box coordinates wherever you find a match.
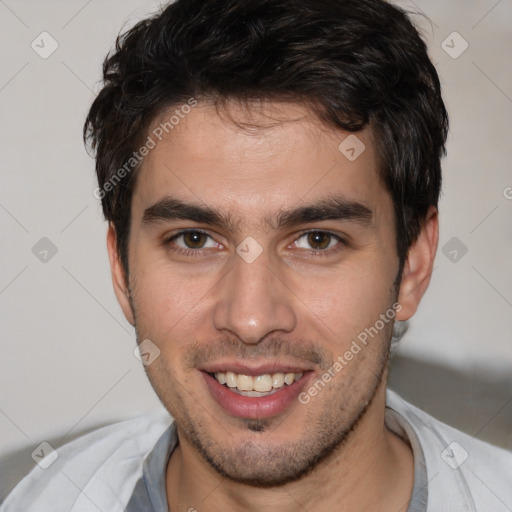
[212,248,297,345]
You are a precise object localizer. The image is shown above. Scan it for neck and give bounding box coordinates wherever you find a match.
[166,381,414,512]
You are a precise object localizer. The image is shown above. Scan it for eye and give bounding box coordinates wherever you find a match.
[293,230,344,252]
[166,230,219,252]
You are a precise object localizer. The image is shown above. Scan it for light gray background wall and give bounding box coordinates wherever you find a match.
[1,0,511,500]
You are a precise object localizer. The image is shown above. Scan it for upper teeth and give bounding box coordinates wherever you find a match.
[215,371,303,392]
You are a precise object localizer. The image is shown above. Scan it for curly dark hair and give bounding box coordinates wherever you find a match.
[84,0,448,279]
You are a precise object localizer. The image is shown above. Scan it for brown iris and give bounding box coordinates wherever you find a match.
[307,231,331,250]
[182,231,208,248]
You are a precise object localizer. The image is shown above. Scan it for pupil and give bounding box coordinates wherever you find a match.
[308,232,330,250]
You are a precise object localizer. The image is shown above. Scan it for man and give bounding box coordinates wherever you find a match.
[2,0,511,510]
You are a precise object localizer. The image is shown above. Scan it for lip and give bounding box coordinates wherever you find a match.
[202,370,313,420]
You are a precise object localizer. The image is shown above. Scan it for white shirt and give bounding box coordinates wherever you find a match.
[1,389,511,511]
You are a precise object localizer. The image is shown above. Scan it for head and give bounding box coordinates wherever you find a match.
[85,0,447,487]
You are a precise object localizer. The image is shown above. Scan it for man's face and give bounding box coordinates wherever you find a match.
[118,101,402,485]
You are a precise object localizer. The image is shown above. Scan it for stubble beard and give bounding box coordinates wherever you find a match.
[179,354,389,487]
[144,332,392,488]
[129,285,395,488]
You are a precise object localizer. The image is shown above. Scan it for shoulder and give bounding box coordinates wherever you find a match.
[0,411,173,512]
[386,389,512,511]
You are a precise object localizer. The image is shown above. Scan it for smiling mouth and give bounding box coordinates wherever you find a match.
[207,371,304,397]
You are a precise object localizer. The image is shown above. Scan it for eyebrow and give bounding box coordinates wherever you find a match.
[141,196,373,231]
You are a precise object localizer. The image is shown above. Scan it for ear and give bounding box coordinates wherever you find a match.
[396,206,439,321]
[106,223,135,326]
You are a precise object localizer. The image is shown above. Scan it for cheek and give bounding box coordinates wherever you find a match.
[294,262,394,344]
[130,263,212,340]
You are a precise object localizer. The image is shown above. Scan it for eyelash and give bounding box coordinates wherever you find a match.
[163,229,347,258]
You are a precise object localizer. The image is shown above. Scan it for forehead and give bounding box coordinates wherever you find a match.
[132,100,390,227]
